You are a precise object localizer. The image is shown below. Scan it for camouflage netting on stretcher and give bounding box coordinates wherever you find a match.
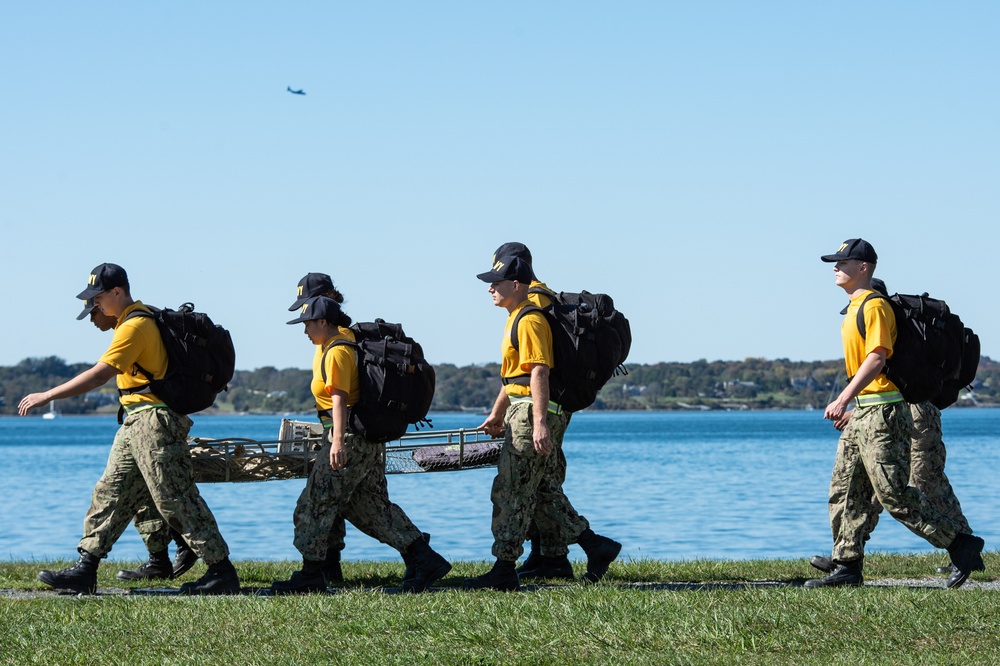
[189,419,503,483]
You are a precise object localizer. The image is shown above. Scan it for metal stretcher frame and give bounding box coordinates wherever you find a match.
[188,419,503,483]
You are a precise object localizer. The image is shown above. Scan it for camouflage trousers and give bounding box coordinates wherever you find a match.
[858,401,973,539]
[130,512,346,557]
[490,401,589,562]
[79,407,230,564]
[293,431,421,561]
[828,401,960,562]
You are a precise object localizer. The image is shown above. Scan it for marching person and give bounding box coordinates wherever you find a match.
[19,263,239,595]
[77,298,199,582]
[810,277,976,580]
[465,254,621,592]
[486,243,574,581]
[808,239,984,588]
[271,295,450,594]
[287,272,353,584]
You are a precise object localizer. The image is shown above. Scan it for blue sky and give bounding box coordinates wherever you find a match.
[3,3,998,372]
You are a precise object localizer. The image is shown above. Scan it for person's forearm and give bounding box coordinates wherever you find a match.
[530,366,550,426]
[837,352,887,404]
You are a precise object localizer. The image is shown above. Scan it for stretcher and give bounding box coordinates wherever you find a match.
[188,419,503,483]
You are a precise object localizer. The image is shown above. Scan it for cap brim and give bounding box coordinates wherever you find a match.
[286,314,316,325]
[76,302,96,320]
[76,286,104,300]
[476,270,501,282]
[288,296,311,311]
[820,254,844,263]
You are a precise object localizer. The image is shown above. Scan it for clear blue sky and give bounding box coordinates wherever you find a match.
[3,3,998,372]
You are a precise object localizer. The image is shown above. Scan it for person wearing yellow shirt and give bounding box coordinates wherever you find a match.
[271,295,451,594]
[19,263,238,595]
[487,243,579,582]
[76,298,198,582]
[807,240,984,588]
[810,277,977,582]
[464,254,620,591]
[286,272,357,584]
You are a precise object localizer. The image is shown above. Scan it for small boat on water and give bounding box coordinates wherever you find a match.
[41,403,59,420]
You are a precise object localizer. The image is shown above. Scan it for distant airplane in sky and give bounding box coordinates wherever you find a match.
[287,86,306,95]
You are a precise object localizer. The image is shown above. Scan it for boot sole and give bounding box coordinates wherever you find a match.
[803,578,864,589]
[461,578,520,592]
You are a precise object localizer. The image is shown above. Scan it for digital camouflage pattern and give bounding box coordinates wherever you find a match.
[907,401,972,533]
[293,432,421,560]
[853,401,974,548]
[79,408,230,564]
[490,401,589,561]
[131,504,171,553]
[828,402,960,561]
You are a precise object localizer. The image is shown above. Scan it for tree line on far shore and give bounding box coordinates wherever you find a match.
[2,356,997,416]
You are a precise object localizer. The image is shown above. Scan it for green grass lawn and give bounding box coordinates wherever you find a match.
[2,554,998,665]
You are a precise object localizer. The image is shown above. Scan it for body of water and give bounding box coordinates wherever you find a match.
[1,409,997,564]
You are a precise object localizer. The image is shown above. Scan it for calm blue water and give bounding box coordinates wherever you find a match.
[1,410,997,564]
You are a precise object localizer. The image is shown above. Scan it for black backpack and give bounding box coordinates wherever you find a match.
[323,319,435,443]
[932,324,981,409]
[856,292,977,408]
[123,303,236,415]
[509,288,631,413]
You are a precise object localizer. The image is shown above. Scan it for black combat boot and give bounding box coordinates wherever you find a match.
[322,550,344,584]
[803,558,864,588]
[269,559,326,595]
[401,537,451,593]
[171,530,198,579]
[946,533,986,589]
[38,551,100,594]
[515,537,542,576]
[575,529,622,583]
[116,549,173,581]
[401,532,431,582]
[809,555,835,573]
[463,559,520,592]
[517,555,575,580]
[178,557,241,595]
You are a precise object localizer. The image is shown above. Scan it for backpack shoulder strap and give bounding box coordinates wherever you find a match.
[119,308,157,383]
[509,304,547,350]
[503,305,548,387]
[854,292,889,340]
[319,338,359,384]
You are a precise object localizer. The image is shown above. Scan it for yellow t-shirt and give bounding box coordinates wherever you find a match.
[501,300,554,397]
[99,301,169,406]
[841,290,898,395]
[311,327,362,411]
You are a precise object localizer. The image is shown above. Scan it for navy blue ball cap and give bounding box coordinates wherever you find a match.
[287,295,342,325]
[821,238,878,263]
[289,272,335,311]
[492,242,536,281]
[476,255,534,283]
[76,263,129,300]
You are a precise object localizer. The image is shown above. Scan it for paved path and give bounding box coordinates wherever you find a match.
[4,578,1000,599]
